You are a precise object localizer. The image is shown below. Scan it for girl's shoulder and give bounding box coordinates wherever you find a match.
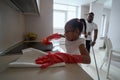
[78,38,85,44]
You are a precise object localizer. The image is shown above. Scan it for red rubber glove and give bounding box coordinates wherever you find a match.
[47,33,62,41]
[35,52,64,68]
[35,52,83,69]
[41,33,62,45]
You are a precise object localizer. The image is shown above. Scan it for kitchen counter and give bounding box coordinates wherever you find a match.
[0,41,93,80]
[0,55,93,80]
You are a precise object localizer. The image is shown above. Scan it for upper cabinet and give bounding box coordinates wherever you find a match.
[5,0,40,15]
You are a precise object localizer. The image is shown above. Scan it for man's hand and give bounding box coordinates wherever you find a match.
[90,41,96,46]
[84,32,91,38]
[88,32,91,35]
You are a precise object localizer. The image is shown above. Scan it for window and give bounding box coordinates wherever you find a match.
[53,10,66,29]
[100,15,107,37]
[53,3,79,29]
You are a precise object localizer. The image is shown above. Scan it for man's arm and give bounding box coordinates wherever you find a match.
[93,29,98,42]
[92,29,98,46]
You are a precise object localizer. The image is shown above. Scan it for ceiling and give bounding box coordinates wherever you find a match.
[54,0,112,9]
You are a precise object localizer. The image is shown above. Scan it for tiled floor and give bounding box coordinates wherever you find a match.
[80,48,120,80]
[59,39,120,80]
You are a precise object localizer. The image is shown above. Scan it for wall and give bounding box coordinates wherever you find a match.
[80,5,89,19]
[108,0,120,49]
[0,0,25,53]
[24,0,53,41]
[92,3,104,38]
[102,8,111,37]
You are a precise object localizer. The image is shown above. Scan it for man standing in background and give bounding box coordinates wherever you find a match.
[85,12,98,53]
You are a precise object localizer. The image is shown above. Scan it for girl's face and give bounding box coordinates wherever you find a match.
[64,25,80,41]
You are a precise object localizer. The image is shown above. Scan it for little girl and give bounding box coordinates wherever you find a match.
[36,18,91,68]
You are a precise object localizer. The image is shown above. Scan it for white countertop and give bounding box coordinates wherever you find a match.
[0,54,93,80]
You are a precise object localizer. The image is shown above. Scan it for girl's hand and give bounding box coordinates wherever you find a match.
[47,33,62,41]
[35,52,83,69]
